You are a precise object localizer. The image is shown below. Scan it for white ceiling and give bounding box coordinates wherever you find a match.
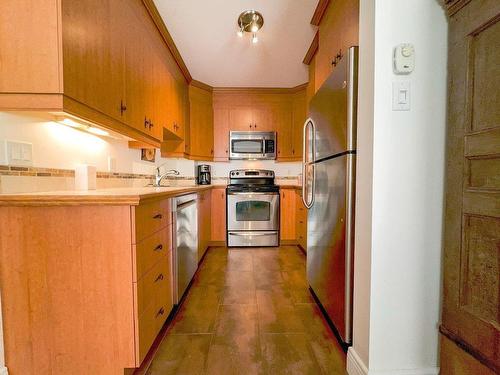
[154,0,318,88]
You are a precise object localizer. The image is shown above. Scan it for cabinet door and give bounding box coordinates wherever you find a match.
[62,0,124,121]
[213,107,230,160]
[188,86,214,160]
[122,0,149,133]
[292,92,307,160]
[252,106,274,131]
[274,103,294,160]
[296,190,307,251]
[229,106,254,131]
[280,189,296,241]
[198,191,212,261]
[211,188,226,242]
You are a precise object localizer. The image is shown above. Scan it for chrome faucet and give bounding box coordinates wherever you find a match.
[154,166,180,186]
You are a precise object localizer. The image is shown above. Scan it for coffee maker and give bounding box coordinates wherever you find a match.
[197,165,211,185]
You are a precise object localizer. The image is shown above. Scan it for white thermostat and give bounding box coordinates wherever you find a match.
[393,43,415,74]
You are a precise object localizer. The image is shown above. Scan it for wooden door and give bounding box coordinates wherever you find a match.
[274,103,294,160]
[213,107,230,160]
[296,191,307,251]
[211,188,226,242]
[292,91,307,160]
[229,106,254,131]
[280,188,296,241]
[122,0,149,132]
[198,190,211,260]
[440,1,500,373]
[252,106,273,131]
[61,0,124,121]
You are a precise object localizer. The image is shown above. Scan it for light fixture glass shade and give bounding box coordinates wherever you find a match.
[87,127,109,136]
[252,33,258,44]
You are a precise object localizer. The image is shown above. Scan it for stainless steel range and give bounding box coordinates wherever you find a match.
[226,169,280,247]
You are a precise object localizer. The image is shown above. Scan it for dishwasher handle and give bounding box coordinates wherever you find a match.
[176,199,197,211]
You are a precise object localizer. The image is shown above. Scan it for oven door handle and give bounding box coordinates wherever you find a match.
[229,232,274,237]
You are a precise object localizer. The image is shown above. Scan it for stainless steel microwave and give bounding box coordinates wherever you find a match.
[229,131,276,160]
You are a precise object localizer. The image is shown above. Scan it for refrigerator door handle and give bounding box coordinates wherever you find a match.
[302,119,316,209]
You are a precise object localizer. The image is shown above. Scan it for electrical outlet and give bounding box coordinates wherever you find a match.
[5,140,33,166]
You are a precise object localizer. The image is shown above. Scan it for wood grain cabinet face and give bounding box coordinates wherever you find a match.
[280,188,296,241]
[211,188,227,242]
[188,85,214,160]
[0,0,189,147]
[296,190,308,251]
[198,190,212,260]
[213,107,230,160]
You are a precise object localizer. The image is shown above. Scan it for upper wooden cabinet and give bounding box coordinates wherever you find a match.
[187,84,214,160]
[0,0,188,147]
[212,88,306,162]
[304,0,359,94]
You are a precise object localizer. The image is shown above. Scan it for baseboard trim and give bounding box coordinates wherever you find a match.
[347,348,439,375]
[347,348,368,375]
[0,366,8,375]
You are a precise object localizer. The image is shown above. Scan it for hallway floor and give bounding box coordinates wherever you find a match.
[147,246,346,375]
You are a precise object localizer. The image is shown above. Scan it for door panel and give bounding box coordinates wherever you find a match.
[213,107,229,160]
[440,1,500,372]
[229,106,253,131]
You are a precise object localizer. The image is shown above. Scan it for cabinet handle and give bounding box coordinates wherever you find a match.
[153,213,163,219]
[154,244,163,251]
[155,273,164,282]
[211,149,213,155]
[156,307,165,317]
[144,117,150,129]
[149,119,154,130]
[120,100,127,115]
[225,149,228,154]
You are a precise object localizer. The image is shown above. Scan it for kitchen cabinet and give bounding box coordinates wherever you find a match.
[296,189,308,251]
[275,103,294,160]
[292,90,307,160]
[213,89,306,161]
[187,85,214,160]
[0,196,175,374]
[0,0,189,148]
[280,188,296,242]
[198,190,212,261]
[213,107,230,161]
[307,0,359,93]
[211,188,227,242]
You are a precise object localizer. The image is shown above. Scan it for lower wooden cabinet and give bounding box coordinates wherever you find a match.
[198,189,212,260]
[280,188,296,241]
[0,197,176,375]
[296,190,308,251]
[211,187,226,242]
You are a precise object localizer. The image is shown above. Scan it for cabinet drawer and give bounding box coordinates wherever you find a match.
[135,254,172,317]
[134,225,172,281]
[136,297,170,365]
[134,199,172,242]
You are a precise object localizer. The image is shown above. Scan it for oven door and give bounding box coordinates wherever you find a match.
[227,192,279,231]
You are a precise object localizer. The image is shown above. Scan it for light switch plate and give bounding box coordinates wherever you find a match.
[5,140,33,166]
[392,81,411,111]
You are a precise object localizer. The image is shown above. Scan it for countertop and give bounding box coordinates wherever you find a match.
[0,183,302,206]
[0,185,223,206]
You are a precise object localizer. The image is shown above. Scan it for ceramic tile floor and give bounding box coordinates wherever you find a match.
[147,246,347,375]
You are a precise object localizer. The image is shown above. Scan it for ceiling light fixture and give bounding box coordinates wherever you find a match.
[236,10,263,45]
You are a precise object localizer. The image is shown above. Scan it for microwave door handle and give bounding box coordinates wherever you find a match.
[262,138,266,156]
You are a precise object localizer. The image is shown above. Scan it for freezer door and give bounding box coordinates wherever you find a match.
[308,46,358,160]
[307,154,356,343]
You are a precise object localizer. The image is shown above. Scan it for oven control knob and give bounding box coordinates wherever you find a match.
[236,172,239,175]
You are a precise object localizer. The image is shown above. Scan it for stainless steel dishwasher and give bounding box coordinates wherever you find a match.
[172,193,198,304]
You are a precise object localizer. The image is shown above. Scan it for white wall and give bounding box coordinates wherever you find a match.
[348,1,447,374]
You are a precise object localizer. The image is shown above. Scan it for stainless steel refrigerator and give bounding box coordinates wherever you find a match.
[302,46,358,345]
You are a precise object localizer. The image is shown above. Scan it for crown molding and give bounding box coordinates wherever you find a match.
[310,0,330,26]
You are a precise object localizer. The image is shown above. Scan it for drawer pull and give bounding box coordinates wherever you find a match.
[154,244,163,252]
[153,213,163,219]
[155,273,164,282]
[156,307,165,317]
